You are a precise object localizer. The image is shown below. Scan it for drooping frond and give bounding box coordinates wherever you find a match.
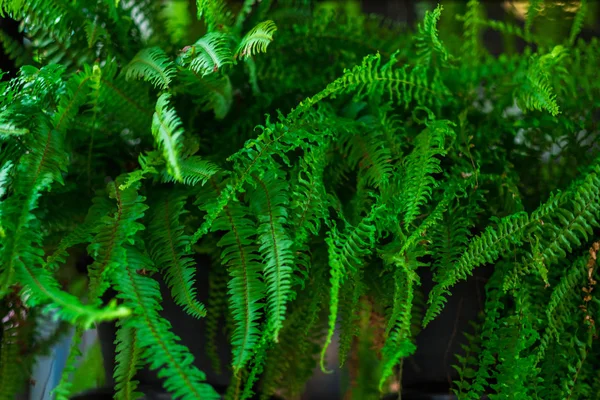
[87,177,148,301]
[114,245,220,400]
[0,119,68,294]
[0,160,12,199]
[204,264,228,374]
[16,264,130,327]
[202,178,265,371]
[320,205,383,371]
[399,119,455,226]
[0,115,28,139]
[124,47,176,89]
[425,165,600,325]
[113,323,143,400]
[151,93,185,181]
[249,172,294,341]
[148,191,206,319]
[288,145,330,288]
[235,21,277,60]
[339,125,393,189]
[45,193,113,271]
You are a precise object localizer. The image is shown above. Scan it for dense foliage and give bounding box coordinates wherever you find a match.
[0,0,599,399]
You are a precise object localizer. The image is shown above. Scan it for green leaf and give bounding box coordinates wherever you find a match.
[124,47,176,90]
[235,20,277,60]
[151,93,185,181]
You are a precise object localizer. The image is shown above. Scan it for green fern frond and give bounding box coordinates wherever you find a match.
[114,323,143,400]
[53,327,84,400]
[538,177,600,266]
[378,249,423,389]
[0,116,28,138]
[399,120,455,226]
[339,126,393,189]
[414,4,452,68]
[0,119,67,294]
[0,29,30,68]
[250,172,294,341]
[17,264,130,327]
[425,165,600,325]
[45,195,112,271]
[84,17,108,49]
[178,69,233,119]
[205,264,228,374]
[569,0,587,45]
[0,160,12,199]
[430,197,473,272]
[124,47,176,89]
[162,156,221,186]
[320,206,382,371]
[196,0,233,32]
[185,32,234,76]
[0,321,23,400]
[525,0,542,38]
[151,93,185,181]
[516,45,568,116]
[292,51,448,119]
[235,20,277,60]
[400,178,471,257]
[338,275,363,367]
[204,179,265,371]
[459,0,484,59]
[451,316,483,398]
[87,177,148,301]
[148,192,206,319]
[114,245,220,400]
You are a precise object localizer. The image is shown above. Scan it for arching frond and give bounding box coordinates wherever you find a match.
[185,32,233,76]
[148,191,206,319]
[151,93,185,181]
[125,47,176,89]
[235,20,277,60]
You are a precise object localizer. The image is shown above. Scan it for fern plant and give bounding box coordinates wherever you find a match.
[0,0,599,399]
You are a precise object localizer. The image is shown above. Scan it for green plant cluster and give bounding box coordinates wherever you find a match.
[0,0,599,399]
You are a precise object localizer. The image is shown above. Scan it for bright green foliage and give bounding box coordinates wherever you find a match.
[0,1,599,399]
[151,93,186,180]
[113,323,143,400]
[125,47,176,89]
[235,21,277,59]
[114,245,220,400]
[185,32,233,76]
[249,172,294,341]
[148,191,207,319]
